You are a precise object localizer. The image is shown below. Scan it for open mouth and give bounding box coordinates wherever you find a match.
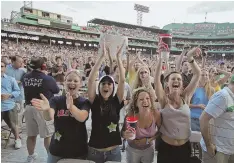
[172,84,179,88]
[142,105,149,109]
[103,90,109,93]
[68,86,76,91]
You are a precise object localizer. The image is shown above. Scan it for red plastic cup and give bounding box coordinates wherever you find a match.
[159,34,172,61]
[126,116,138,140]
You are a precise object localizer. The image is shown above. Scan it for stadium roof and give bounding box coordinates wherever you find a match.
[88,18,168,33]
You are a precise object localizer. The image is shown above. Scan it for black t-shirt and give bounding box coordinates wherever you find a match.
[89,95,124,149]
[49,96,91,158]
[84,62,94,77]
[22,70,60,105]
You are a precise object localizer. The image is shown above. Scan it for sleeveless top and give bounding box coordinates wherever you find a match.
[160,99,191,140]
[128,118,157,150]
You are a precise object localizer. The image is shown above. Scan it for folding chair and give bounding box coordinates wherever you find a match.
[190,131,202,160]
[1,125,13,149]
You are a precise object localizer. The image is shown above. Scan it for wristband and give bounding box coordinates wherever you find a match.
[146,138,149,145]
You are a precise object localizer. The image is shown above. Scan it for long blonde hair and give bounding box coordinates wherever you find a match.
[201,69,214,99]
[132,66,151,90]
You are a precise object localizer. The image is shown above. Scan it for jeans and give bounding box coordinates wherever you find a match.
[126,144,155,163]
[87,146,121,163]
[47,152,86,163]
[191,118,201,132]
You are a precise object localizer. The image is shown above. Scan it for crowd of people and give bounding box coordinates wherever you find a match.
[1,16,234,163]
[173,39,234,44]
[1,33,234,163]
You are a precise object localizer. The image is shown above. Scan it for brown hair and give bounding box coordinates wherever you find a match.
[127,87,154,116]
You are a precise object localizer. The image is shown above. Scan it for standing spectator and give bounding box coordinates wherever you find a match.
[22,57,60,163]
[1,61,21,149]
[6,55,26,127]
[51,56,67,95]
[84,57,94,77]
[176,50,193,89]
[200,75,234,163]
[1,55,11,65]
[51,56,67,84]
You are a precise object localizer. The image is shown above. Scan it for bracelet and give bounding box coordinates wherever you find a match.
[146,138,149,145]
[188,59,194,63]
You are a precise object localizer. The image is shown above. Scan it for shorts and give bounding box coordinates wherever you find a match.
[24,105,54,138]
[1,105,18,130]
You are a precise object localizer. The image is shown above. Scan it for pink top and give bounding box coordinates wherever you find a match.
[127,118,157,150]
[135,118,157,139]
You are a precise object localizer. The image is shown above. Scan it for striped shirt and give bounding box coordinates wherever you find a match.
[200,87,234,155]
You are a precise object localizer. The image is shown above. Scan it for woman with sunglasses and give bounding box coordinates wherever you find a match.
[31,70,91,163]
[87,41,125,163]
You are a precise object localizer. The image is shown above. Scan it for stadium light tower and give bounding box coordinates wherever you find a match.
[134,4,149,26]
[24,1,33,8]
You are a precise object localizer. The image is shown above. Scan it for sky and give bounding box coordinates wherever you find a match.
[1,1,234,28]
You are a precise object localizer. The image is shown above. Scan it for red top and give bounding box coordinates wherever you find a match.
[126,116,138,122]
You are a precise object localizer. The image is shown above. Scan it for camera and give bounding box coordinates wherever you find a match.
[200,45,208,57]
[183,45,190,55]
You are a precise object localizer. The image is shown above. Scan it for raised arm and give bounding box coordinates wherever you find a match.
[107,47,113,74]
[136,51,147,67]
[154,53,166,106]
[88,42,106,103]
[125,52,130,78]
[215,68,231,86]
[183,47,202,100]
[176,49,187,72]
[201,53,207,69]
[116,41,126,103]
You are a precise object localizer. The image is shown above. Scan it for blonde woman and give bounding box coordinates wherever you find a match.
[31,70,91,163]
[132,66,156,101]
[189,69,215,131]
[121,87,161,163]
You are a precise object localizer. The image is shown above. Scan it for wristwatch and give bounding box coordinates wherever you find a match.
[146,138,150,145]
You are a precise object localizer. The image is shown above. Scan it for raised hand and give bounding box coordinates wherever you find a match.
[31,94,50,111]
[66,92,73,110]
[116,40,125,58]
[100,38,107,58]
[187,47,201,61]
